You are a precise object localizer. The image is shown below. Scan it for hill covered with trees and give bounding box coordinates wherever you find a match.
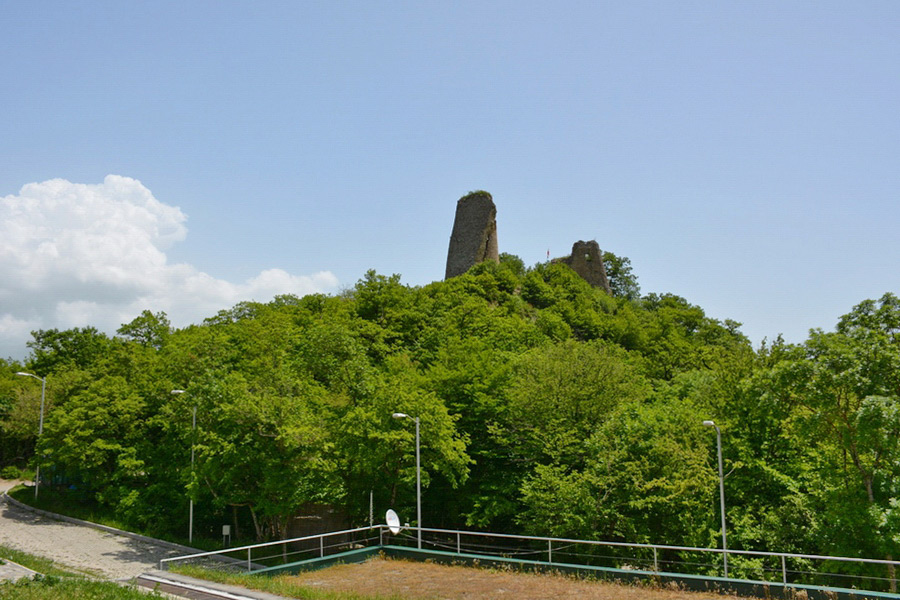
[1,253,898,575]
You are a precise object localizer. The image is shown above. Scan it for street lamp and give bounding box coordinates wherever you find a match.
[172,389,196,544]
[392,412,421,549]
[16,372,46,500]
[703,420,728,578]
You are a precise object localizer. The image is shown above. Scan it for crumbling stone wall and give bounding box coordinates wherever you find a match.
[445,191,499,279]
[560,240,612,294]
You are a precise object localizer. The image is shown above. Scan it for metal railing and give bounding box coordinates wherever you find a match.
[386,526,900,593]
[161,524,900,594]
[159,526,380,573]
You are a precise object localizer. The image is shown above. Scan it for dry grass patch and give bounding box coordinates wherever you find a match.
[289,557,756,600]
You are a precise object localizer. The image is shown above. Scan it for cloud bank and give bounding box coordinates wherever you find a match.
[0,175,339,359]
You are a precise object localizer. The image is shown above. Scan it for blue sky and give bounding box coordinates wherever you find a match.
[2,1,898,359]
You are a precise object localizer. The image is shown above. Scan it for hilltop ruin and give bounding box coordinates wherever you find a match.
[445,191,499,279]
[444,192,613,294]
[556,240,611,294]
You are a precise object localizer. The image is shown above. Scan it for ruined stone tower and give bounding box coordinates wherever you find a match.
[560,240,612,294]
[445,191,499,279]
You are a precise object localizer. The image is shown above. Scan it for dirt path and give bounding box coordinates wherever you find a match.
[0,480,186,580]
[289,557,754,600]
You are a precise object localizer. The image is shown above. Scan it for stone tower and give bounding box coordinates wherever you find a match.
[560,240,612,294]
[445,191,499,279]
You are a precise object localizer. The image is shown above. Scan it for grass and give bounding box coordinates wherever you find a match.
[172,564,410,600]
[0,577,165,600]
[174,557,754,600]
[0,544,82,578]
[0,545,156,599]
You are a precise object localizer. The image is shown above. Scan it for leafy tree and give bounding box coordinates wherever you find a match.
[0,359,34,467]
[499,252,526,278]
[635,294,749,381]
[750,295,900,588]
[501,339,650,469]
[602,250,641,300]
[352,270,426,356]
[421,334,519,529]
[38,375,148,516]
[184,372,339,541]
[519,398,715,546]
[117,310,172,349]
[334,355,470,526]
[26,327,112,374]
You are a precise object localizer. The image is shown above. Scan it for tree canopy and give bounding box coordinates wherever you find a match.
[1,257,898,587]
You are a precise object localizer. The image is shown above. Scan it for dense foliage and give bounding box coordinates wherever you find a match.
[1,255,899,584]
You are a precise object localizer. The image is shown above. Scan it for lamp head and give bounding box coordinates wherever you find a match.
[171,389,186,395]
[392,412,409,420]
[702,420,716,427]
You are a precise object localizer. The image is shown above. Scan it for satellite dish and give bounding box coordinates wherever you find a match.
[386,509,401,534]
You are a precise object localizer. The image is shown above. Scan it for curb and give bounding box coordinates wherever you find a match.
[2,491,199,555]
[138,570,287,600]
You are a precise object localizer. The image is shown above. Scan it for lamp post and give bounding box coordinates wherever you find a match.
[703,420,728,578]
[172,390,195,544]
[16,372,46,499]
[392,412,421,549]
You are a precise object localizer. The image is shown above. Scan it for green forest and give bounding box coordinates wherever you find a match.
[1,253,899,572]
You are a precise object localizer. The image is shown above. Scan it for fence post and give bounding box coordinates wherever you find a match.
[457,532,461,554]
[548,540,553,565]
[653,547,658,572]
[320,535,324,558]
[782,555,787,585]
[247,548,251,573]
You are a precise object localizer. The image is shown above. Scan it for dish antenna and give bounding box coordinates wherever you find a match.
[385,509,401,534]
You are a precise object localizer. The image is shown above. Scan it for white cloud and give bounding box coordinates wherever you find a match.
[0,175,339,359]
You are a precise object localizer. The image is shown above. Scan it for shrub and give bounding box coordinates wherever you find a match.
[0,466,21,480]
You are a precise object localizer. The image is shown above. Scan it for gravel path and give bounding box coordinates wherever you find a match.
[0,480,186,580]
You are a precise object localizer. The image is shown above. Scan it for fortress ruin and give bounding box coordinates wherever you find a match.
[444,192,612,294]
[445,191,499,279]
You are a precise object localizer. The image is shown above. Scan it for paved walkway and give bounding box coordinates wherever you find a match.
[0,480,187,580]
